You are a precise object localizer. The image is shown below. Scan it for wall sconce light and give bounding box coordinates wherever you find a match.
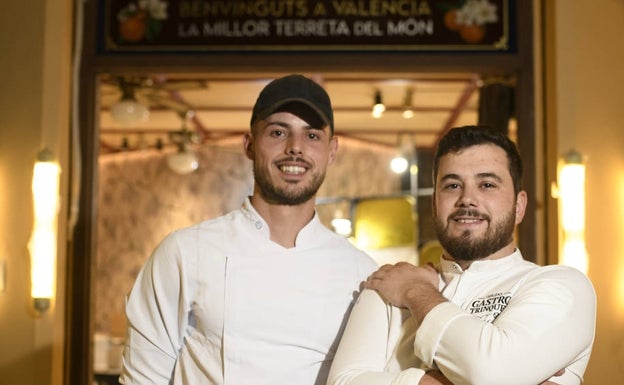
[557,149,588,273]
[111,79,150,126]
[28,148,61,314]
[371,89,385,119]
[402,87,414,119]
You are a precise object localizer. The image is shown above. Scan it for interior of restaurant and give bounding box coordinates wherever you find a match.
[4,2,624,385]
[91,74,530,385]
[92,71,483,376]
[72,2,544,383]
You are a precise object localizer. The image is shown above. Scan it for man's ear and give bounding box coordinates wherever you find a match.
[243,133,254,160]
[515,190,528,224]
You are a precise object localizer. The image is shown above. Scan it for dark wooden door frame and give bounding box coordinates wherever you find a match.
[65,2,537,384]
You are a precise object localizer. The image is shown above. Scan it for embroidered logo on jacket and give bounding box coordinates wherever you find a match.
[468,292,512,322]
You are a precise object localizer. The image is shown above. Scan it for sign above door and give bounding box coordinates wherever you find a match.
[99,0,515,53]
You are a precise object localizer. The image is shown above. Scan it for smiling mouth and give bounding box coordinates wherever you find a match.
[450,209,489,224]
[279,165,307,175]
[454,217,483,224]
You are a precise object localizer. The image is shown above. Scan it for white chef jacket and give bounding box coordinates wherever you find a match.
[328,250,596,385]
[120,198,378,385]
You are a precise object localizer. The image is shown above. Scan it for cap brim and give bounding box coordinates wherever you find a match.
[255,98,332,130]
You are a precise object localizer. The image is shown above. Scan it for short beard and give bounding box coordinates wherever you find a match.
[253,163,325,206]
[434,208,516,262]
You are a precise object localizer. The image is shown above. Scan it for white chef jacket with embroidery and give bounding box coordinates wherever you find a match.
[328,250,596,385]
[120,198,377,385]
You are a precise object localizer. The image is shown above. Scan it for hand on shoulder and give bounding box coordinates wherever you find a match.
[365,262,446,323]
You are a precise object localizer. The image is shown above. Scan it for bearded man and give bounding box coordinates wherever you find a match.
[328,125,596,385]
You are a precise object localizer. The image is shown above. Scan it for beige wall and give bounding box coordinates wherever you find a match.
[549,0,624,383]
[1,1,623,384]
[0,1,71,385]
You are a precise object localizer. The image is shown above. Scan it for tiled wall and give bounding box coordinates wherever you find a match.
[94,140,400,335]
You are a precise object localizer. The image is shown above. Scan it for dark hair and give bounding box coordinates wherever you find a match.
[433,125,524,194]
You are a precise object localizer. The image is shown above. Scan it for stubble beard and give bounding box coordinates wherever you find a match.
[434,208,516,262]
[253,163,325,206]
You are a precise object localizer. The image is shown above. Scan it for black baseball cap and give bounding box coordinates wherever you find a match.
[250,74,334,134]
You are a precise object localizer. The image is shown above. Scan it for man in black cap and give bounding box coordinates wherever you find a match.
[121,74,378,385]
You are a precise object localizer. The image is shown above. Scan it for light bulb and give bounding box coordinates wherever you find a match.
[111,99,149,126]
[402,88,414,119]
[372,90,385,118]
[331,218,352,236]
[390,155,409,174]
[402,108,414,119]
[167,150,199,174]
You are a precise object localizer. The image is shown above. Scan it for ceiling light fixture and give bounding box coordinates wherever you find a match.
[167,142,199,175]
[390,134,413,174]
[110,79,150,126]
[402,87,414,119]
[167,110,199,175]
[371,89,385,119]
